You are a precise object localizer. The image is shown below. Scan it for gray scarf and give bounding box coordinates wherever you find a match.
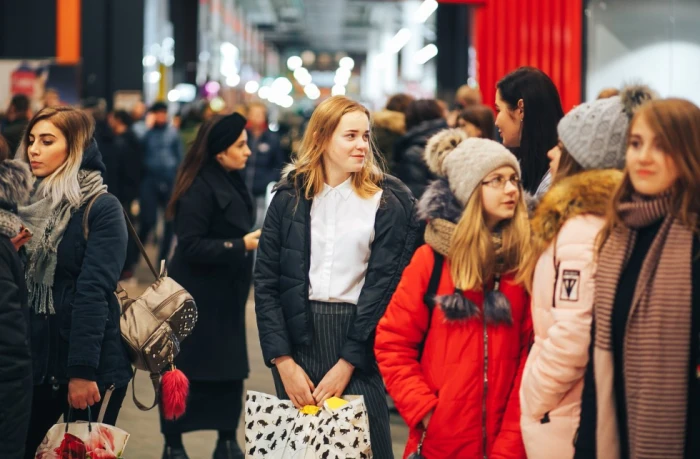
[19,170,107,314]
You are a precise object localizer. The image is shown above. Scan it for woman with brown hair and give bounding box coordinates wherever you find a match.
[255,95,419,458]
[160,113,260,459]
[457,105,496,139]
[575,99,700,459]
[16,107,132,457]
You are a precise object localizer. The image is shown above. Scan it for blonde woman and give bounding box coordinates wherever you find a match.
[375,131,532,458]
[255,96,419,458]
[16,107,132,457]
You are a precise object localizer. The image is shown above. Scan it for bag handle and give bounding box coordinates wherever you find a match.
[131,369,161,411]
[97,385,114,423]
[82,193,159,281]
[65,406,92,434]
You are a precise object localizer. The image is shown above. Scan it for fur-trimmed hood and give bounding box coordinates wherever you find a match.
[417,178,463,224]
[373,109,406,135]
[530,168,623,247]
[0,159,35,238]
[0,160,34,207]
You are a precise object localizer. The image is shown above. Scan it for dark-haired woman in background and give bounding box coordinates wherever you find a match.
[457,105,496,139]
[160,113,261,459]
[393,99,448,199]
[495,67,564,196]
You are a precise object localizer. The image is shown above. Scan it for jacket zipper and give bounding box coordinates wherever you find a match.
[482,305,489,459]
[151,289,186,315]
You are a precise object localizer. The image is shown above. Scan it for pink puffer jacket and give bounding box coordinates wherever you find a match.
[519,169,622,459]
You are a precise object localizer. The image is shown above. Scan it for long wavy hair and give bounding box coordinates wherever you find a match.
[597,98,700,253]
[449,185,531,291]
[283,96,384,199]
[16,107,94,207]
[166,115,224,219]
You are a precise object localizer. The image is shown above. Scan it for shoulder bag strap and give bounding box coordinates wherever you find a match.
[418,249,444,359]
[131,369,161,411]
[81,192,159,281]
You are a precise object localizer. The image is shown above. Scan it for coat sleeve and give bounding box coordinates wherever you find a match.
[519,218,598,419]
[491,289,532,459]
[254,191,293,366]
[374,245,438,429]
[0,244,32,458]
[67,195,127,380]
[340,193,419,371]
[175,180,247,265]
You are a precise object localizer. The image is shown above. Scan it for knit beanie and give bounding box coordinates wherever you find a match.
[424,129,521,206]
[557,84,657,170]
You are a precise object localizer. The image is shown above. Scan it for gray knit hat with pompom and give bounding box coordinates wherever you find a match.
[557,84,657,170]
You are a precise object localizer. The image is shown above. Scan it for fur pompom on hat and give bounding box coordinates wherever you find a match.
[557,83,657,171]
[423,128,468,177]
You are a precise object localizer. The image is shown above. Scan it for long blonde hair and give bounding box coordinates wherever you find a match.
[449,186,531,291]
[16,107,94,207]
[283,96,384,199]
[597,99,700,253]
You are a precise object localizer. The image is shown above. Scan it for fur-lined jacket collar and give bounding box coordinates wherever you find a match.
[531,168,623,247]
[373,109,406,135]
[0,160,35,238]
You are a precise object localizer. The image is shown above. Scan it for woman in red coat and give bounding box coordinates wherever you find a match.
[376,130,532,458]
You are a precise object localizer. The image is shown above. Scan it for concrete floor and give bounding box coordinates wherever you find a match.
[115,255,409,458]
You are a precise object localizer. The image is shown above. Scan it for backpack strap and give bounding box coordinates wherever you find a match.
[131,369,161,411]
[418,249,444,359]
[423,249,444,311]
[82,192,159,281]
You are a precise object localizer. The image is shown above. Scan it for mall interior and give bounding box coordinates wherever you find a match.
[1,0,700,458]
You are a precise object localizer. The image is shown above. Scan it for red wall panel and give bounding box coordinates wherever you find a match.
[469,0,583,112]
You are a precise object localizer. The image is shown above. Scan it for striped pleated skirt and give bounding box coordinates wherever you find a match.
[272,301,394,459]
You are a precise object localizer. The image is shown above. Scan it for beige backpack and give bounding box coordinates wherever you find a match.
[83,193,198,411]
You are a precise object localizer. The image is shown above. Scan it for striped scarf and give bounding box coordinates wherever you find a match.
[594,192,693,459]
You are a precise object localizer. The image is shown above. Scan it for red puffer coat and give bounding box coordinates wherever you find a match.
[375,245,531,458]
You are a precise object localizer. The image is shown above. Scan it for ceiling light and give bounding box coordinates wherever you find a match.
[142,55,157,67]
[334,73,349,86]
[271,77,293,95]
[414,44,438,64]
[304,84,320,100]
[226,74,241,87]
[258,86,271,100]
[339,57,355,70]
[331,85,346,96]
[388,28,411,54]
[245,81,260,94]
[167,89,180,102]
[287,56,303,71]
[415,0,438,23]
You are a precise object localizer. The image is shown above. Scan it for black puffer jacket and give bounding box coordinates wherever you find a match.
[0,160,33,458]
[255,173,419,372]
[393,118,448,199]
[27,141,133,389]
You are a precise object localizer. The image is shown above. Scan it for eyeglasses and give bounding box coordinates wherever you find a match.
[481,176,522,189]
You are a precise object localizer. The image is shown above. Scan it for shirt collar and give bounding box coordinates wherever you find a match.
[318,177,353,201]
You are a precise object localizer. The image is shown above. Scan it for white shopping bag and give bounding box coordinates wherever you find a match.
[244,390,372,458]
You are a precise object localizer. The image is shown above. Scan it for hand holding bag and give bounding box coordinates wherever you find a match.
[34,391,130,459]
[244,390,372,458]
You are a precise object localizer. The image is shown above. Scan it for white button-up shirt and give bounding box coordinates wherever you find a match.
[308,178,383,304]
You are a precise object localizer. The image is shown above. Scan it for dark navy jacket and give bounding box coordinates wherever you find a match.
[30,140,133,389]
[242,129,285,197]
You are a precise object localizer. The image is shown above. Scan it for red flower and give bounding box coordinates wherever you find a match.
[55,433,87,459]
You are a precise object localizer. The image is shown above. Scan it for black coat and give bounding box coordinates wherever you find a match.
[169,161,255,381]
[254,173,419,372]
[0,160,32,458]
[393,118,448,199]
[28,141,133,389]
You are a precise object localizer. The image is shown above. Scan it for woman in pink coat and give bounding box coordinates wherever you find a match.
[518,85,655,459]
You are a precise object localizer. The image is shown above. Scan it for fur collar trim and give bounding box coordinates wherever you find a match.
[531,169,623,246]
[0,160,34,238]
[373,109,406,134]
[417,178,462,224]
